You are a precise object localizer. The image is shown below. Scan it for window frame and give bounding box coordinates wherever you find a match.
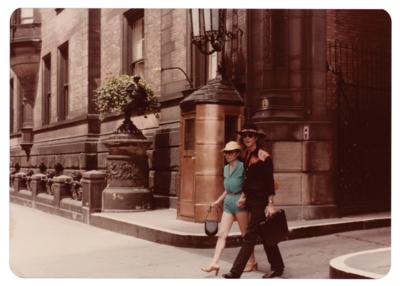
[42,53,52,125]
[57,41,69,121]
[122,9,145,76]
[10,78,14,133]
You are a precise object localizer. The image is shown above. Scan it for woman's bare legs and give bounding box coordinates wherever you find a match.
[207,211,235,267]
[236,211,257,269]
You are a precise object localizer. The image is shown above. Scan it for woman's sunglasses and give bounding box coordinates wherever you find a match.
[241,132,256,138]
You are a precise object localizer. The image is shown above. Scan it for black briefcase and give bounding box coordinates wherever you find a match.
[258,209,289,247]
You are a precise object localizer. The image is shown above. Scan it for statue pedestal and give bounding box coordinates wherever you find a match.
[101,134,153,212]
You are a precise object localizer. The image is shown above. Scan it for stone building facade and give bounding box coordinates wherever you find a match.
[10,9,391,220]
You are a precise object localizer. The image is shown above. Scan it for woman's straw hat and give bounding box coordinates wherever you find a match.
[222,141,241,152]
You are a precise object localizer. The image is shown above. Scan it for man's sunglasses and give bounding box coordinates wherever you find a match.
[241,132,256,138]
[224,150,238,155]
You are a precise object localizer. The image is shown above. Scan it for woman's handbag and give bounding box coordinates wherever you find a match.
[258,209,289,247]
[204,206,219,236]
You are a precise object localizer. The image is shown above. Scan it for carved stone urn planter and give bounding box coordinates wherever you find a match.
[101,133,152,212]
[95,75,159,212]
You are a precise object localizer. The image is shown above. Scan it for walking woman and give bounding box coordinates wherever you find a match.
[201,141,257,276]
[222,123,285,279]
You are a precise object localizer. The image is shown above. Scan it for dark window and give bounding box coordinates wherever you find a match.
[57,42,69,121]
[42,53,51,125]
[10,78,14,133]
[225,115,238,143]
[190,30,207,88]
[11,8,35,25]
[17,81,22,131]
[10,9,21,25]
[123,9,144,76]
[184,118,195,150]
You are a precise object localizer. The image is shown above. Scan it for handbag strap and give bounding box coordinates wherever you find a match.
[205,205,219,220]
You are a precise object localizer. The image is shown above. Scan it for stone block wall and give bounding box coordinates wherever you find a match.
[259,121,336,220]
[151,9,190,202]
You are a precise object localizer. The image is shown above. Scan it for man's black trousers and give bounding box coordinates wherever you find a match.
[230,202,284,277]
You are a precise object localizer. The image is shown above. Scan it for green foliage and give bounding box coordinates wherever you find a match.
[94,74,160,119]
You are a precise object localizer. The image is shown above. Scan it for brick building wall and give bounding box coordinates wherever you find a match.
[326,10,391,111]
[10,9,95,172]
[37,8,90,126]
[327,10,391,50]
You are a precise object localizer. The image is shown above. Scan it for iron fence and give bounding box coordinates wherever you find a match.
[327,40,391,214]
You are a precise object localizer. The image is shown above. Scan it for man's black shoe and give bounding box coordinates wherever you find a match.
[262,270,283,278]
[222,272,240,279]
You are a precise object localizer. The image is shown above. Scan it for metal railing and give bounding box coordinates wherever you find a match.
[327,40,391,214]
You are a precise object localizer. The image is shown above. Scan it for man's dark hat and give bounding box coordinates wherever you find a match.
[237,122,266,136]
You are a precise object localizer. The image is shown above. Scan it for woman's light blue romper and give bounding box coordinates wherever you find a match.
[223,161,246,214]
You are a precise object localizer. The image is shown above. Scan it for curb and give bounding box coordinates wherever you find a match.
[289,218,391,240]
[329,247,390,279]
[89,213,391,248]
[89,213,243,248]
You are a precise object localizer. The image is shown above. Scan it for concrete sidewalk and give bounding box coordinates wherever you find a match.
[10,203,390,278]
[89,209,391,248]
[88,209,391,279]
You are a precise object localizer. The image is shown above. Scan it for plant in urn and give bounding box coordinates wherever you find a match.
[95,75,160,211]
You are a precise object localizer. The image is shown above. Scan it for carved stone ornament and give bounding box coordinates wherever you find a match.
[106,161,139,181]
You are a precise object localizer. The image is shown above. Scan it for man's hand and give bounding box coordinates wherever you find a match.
[266,203,277,217]
[237,197,246,208]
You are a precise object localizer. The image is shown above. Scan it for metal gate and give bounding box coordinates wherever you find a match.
[327,41,391,215]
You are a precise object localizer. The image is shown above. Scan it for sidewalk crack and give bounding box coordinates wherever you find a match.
[335,233,389,247]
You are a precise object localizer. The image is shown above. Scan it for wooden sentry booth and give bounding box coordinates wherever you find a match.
[179,77,244,222]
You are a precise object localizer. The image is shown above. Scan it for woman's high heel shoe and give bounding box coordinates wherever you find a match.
[243,262,258,272]
[201,265,220,276]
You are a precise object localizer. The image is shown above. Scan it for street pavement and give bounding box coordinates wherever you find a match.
[8,203,391,279]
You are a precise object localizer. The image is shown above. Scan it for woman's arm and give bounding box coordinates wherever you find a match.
[211,191,227,207]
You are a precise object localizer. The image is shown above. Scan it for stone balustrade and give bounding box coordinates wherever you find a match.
[10,165,106,223]
[12,172,27,192]
[81,171,107,223]
[30,173,47,201]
